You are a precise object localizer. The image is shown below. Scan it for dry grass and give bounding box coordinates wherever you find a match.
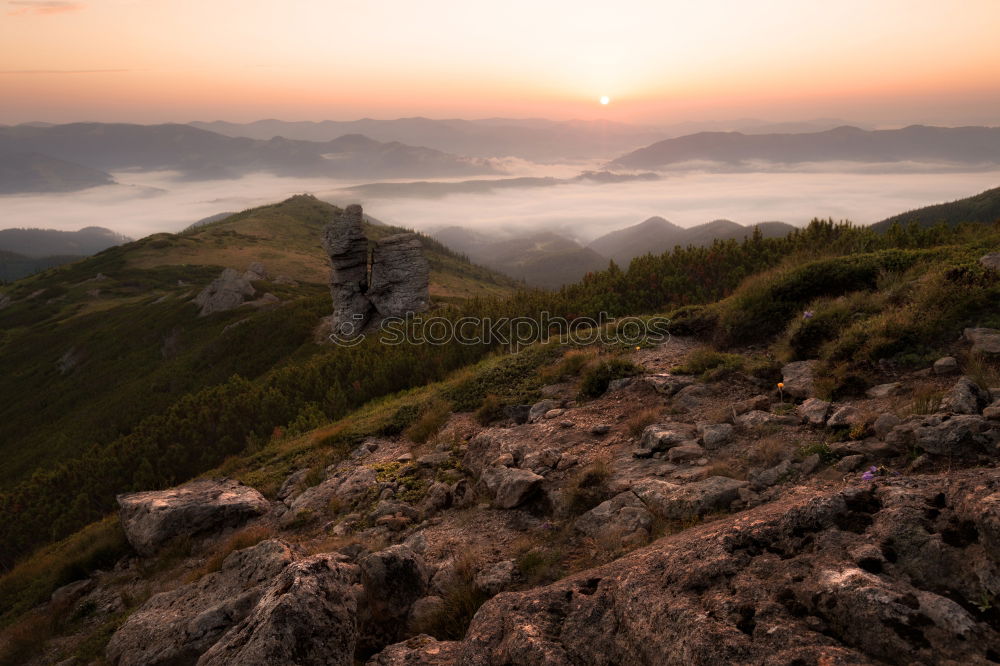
[184,523,276,583]
[747,437,791,468]
[965,353,1000,392]
[626,407,662,438]
[703,457,747,480]
[909,384,944,415]
[563,459,612,516]
[404,398,452,444]
[537,348,598,385]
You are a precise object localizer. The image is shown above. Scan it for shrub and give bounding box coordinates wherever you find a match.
[564,460,611,516]
[627,407,661,438]
[672,348,744,380]
[474,394,506,426]
[578,358,642,398]
[404,398,452,444]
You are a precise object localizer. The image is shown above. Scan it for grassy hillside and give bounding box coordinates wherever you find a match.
[1,193,997,582]
[870,185,1000,232]
[0,195,515,536]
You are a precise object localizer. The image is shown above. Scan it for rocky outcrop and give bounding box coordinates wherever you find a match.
[781,360,817,398]
[940,376,989,414]
[980,253,1000,271]
[0,293,10,310]
[322,204,429,335]
[964,327,1000,356]
[197,553,359,666]
[117,479,269,556]
[358,546,429,656]
[242,262,268,282]
[194,268,256,316]
[106,539,300,665]
[456,474,1000,665]
[323,204,373,333]
[369,234,430,317]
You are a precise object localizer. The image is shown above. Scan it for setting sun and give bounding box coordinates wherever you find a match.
[600,95,610,105]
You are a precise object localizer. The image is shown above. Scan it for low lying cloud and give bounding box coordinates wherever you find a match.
[7,1,84,15]
[1,166,998,245]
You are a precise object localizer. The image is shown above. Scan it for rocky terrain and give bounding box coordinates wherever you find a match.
[8,320,1000,664]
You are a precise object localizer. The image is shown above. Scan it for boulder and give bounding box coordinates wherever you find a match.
[749,459,793,489]
[473,560,516,595]
[644,374,693,397]
[735,410,797,428]
[933,356,960,376]
[575,491,652,544]
[797,398,830,426]
[826,405,865,429]
[940,376,988,414]
[887,414,997,457]
[198,554,359,666]
[193,268,256,316]
[368,233,430,318]
[368,635,462,665]
[697,423,734,450]
[242,262,269,282]
[667,443,706,463]
[873,413,902,439]
[640,423,698,451]
[0,293,11,310]
[985,400,1000,420]
[117,479,269,557]
[480,466,543,509]
[866,382,904,399]
[528,399,560,424]
[360,545,429,624]
[607,377,634,392]
[107,540,300,665]
[672,383,713,410]
[733,395,770,416]
[503,405,531,425]
[980,253,1000,271]
[631,476,746,520]
[781,360,817,398]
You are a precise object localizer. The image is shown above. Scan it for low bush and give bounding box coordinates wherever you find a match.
[404,398,452,444]
[578,358,643,398]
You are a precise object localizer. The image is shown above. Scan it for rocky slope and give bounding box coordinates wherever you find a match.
[7,319,1000,664]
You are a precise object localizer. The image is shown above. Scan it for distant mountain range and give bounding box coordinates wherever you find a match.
[433,227,608,289]
[870,185,1000,232]
[610,125,1000,170]
[435,216,798,287]
[0,226,130,281]
[588,217,796,265]
[189,117,866,161]
[191,117,667,161]
[0,123,496,192]
[0,152,114,194]
[338,170,659,199]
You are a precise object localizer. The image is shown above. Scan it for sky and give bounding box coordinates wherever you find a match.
[1,0,999,126]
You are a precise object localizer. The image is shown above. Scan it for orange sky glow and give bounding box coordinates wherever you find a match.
[1,0,998,125]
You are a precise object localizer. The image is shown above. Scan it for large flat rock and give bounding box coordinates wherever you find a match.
[117,478,269,556]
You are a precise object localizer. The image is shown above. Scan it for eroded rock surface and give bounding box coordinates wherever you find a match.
[457,474,1000,665]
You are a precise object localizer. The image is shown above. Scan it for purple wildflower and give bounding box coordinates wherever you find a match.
[803,310,815,319]
[861,465,878,481]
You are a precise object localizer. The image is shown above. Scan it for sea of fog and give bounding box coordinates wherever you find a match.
[2,165,999,242]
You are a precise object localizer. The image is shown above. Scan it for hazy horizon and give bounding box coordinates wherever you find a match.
[2,1,999,126]
[3,164,997,244]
